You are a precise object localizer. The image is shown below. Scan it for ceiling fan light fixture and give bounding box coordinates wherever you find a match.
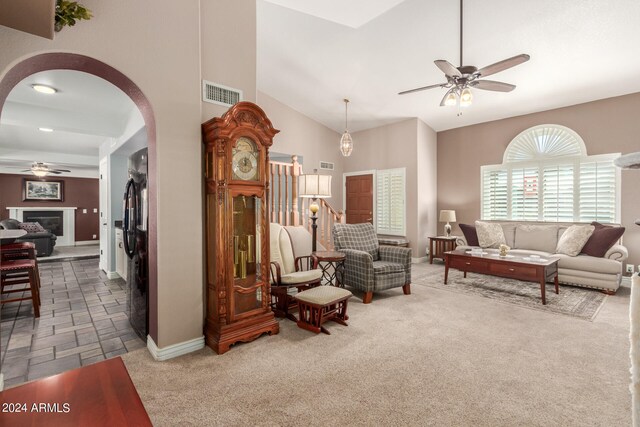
[32,169,49,177]
[444,91,458,106]
[460,87,473,107]
[31,84,57,94]
[339,99,353,157]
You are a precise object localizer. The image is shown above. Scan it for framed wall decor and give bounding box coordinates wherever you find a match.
[23,179,64,202]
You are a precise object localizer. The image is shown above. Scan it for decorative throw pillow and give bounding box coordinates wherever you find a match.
[474,221,506,249]
[459,223,479,246]
[19,222,46,233]
[580,222,625,257]
[555,224,595,256]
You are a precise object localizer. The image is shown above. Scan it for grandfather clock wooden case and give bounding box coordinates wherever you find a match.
[202,102,280,354]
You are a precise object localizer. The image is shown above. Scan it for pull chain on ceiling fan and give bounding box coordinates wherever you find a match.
[399,0,530,109]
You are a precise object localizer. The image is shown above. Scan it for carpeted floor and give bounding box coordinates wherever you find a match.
[414,269,607,320]
[122,263,631,426]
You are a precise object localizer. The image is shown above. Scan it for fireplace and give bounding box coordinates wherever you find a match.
[8,207,77,246]
[23,210,64,236]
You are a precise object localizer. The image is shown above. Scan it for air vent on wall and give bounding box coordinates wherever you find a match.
[202,80,243,107]
[319,161,334,171]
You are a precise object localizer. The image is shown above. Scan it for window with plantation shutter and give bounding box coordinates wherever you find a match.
[376,168,406,236]
[579,160,617,223]
[480,125,620,223]
[511,167,539,220]
[482,169,508,220]
[542,164,574,221]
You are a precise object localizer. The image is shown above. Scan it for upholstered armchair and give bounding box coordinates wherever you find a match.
[333,223,411,304]
[269,223,322,320]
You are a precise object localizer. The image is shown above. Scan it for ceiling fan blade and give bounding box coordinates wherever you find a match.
[49,170,62,174]
[434,60,462,77]
[398,83,447,95]
[476,54,530,78]
[20,169,31,172]
[472,80,516,92]
[53,169,71,172]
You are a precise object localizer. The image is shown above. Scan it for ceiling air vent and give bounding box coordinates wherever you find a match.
[202,80,243,107]
[319,161,335,171]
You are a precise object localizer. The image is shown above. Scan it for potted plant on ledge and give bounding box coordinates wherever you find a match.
[55,0,92,32]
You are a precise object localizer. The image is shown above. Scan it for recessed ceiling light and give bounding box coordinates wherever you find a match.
[31,84,57,94]
[39,127,54,132]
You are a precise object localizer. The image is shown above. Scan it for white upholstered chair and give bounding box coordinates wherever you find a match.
[270,223,322,320]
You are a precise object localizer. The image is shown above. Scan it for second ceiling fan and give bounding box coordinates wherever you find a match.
[399,0,530,108]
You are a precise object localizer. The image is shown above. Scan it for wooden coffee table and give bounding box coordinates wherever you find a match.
[444,249,559,304]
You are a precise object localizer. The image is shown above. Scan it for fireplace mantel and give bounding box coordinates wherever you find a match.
[7,207,77,247]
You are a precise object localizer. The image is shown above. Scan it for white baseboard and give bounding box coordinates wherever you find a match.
[75,241,99,246]
[106,271,121,279]
[146,335,205,361]
[412,256,428,263]
[0,373,4,391]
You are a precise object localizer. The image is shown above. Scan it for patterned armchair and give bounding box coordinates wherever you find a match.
[333,223,411,304]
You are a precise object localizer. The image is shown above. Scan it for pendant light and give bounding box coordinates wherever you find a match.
[339,98,353,157]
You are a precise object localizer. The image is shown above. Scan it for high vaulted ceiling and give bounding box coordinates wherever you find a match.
[258,0,640,133]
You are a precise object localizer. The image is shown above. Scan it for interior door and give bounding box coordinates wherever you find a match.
[345,174,373,224]
[99,158,108,272]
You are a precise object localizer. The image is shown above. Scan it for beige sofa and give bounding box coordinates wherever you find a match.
[455,221,628,293]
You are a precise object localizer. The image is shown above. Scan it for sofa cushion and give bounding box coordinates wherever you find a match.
[459,223,479,246]
[580,222,625,257]
[500,223,517,248]
[555,254,622,275]
[555,224,595,256]
[19,222,46,233]
[514,224,558,253]
[475,221,506,249]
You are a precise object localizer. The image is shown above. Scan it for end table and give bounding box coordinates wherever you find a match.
[312,251,346,287]
[429,236,457,264]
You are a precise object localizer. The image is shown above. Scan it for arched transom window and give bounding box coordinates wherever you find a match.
[481,124,620,223]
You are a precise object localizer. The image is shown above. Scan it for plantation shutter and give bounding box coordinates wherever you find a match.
[579,160,617,223]
[481,169,508,220]
[376,168,406,236]
[542,164,574,221]
[511,167,539,220]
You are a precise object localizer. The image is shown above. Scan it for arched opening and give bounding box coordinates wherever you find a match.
[0,54,158,370]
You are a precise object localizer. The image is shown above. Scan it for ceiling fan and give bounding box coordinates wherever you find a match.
[22,162,71,177]
[399,0,530,108]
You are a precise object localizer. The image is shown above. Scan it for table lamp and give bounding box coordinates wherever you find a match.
[299,171,332,252]
[439,210,456,238]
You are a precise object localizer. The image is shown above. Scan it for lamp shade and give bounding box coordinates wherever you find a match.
[299,174,331,198]
[439,210,456,222]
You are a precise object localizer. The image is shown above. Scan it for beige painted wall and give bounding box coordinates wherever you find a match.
[201,0,257,121]
[417,120,438,258]
[438,92,640,267]
[0,0,259,349]
[258,91,344,209]
[346,119,423,256]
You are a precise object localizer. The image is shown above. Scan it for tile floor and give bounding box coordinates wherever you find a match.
[1,258,145,388]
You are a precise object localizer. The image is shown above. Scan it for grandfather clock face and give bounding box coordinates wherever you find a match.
[231,137,259,181]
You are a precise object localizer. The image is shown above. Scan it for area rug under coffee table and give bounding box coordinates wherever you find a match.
[414,271,606,321]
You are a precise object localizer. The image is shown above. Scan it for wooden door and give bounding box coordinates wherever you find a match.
[346,174,373,224]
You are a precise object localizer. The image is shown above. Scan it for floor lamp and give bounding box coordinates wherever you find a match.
[299,172,332,252]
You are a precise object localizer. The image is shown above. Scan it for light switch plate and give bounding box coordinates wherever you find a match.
[82,209,87,214]
[93,208,98,213]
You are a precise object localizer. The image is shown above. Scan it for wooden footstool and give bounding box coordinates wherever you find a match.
[295,286,352,335]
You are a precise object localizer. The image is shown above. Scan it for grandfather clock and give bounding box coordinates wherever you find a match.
[202,102,280,354]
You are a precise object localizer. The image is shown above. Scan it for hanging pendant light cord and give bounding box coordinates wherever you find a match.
[344,98,349,131]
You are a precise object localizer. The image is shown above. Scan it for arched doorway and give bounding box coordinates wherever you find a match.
[0,53,158,346]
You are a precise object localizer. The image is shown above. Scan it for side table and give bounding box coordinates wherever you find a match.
[312,251,346,287]
[429,236,457,264]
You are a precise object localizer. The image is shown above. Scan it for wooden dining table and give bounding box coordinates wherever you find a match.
[0,357,152,426]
